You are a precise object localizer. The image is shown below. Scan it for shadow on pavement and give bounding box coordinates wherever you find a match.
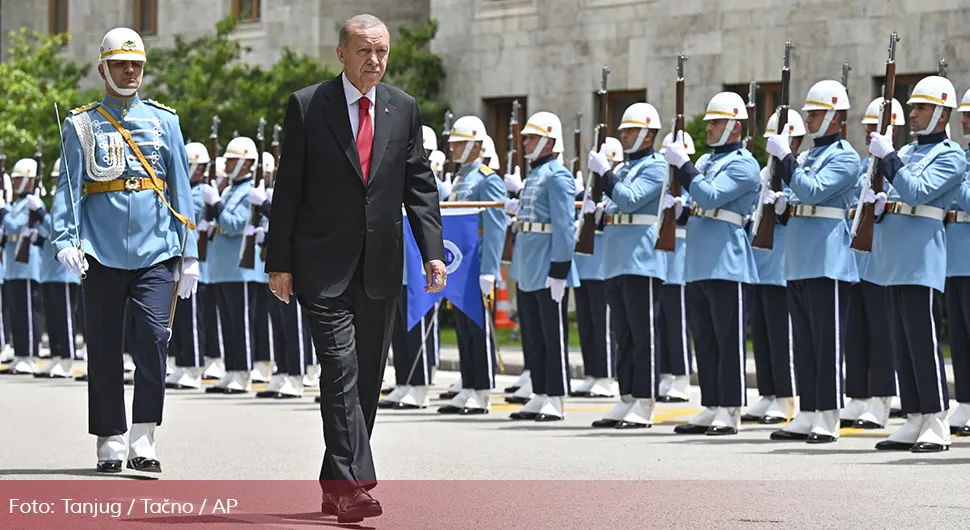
[0,467,158,480]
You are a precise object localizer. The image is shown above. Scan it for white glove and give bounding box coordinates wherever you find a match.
[244,224,256,237]
[773,193,787,216]
[196,219,211,233]
[25,189,43,211]
[201,183,219,206]
[545,277,566,303]
[444,172,453,185]
[587,144,611,175]
[56,247,84,277]
[574,171,585,194]
[479,274,496,296]
[176,258,199,299]
[766,132,792,160]
[663,131,690,169]
[504,166,523,194]
[21,228,37,242]
[763,190,778,205]
[255,226,266,245]
[865,189,888,216]
[662,194,684,219]
[759,166,770,184]
[869,126,896,159]
[439,179,454,199]
[249,181,267,206]
[595,202,606,224]
[266,188,274,203]
[582,196,597,215]
[504,198,520,215]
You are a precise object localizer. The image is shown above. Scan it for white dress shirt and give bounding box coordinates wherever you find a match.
[342,72,376,140]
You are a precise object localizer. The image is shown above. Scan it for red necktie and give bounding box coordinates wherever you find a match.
[356,97,373,184]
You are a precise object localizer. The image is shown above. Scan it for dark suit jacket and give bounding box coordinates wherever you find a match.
[265,74,445,299]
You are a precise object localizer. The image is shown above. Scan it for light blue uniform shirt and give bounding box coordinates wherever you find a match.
[749,165,790,287]
[664,190,691,286]
[601,149,667,281]
[781,134,860,283]
[207,179,266,284]
[945,148,970,278]
[853,157,873,280]
[510,155,580,292]
[573,183,604,281]
[51,95,197,270]
[37,212,80,284]
[448,158,507,279]
[866,133,965,291]
[2,196,44,282]
[191,183,210,284]
[679,143,760,284]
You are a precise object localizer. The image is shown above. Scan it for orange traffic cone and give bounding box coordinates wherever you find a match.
[494,271,514,329]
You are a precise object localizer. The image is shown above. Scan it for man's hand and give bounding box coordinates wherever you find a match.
[201,183,220,206]
[424,259,447,293]
[869,126,896,159]
[249,181,267,206]
[57,247,85,277]
[269,272,294,304]
[574,171,585,194]
[504,166,523,195]
[766,132,792,160]
[176,258,200,299]
[663,131,690,169]
[26,189,43,211]
[663,194,684,218]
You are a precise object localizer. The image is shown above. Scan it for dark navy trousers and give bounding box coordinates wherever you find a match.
[171,283,206,368]
[390,287,438,387]
[575,280,615,379]
[843,280,896,399]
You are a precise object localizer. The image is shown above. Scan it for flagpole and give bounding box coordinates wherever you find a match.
[482,293,505,373]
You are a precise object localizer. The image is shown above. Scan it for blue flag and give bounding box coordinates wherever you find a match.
[404,209,483,331]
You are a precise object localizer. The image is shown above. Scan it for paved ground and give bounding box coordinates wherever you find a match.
[1,358,969,529]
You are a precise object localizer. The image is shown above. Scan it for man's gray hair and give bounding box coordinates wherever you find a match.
[338,14,387,48]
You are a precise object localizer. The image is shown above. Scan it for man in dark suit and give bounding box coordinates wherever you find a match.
[265,13,446,524]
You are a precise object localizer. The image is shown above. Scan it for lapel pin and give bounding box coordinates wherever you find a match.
[385,107,390,114]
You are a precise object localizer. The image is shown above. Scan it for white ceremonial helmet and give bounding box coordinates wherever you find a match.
[185,142,211,165]
[660,131,696,155]
[262,152,276,175]
[482,135,500,170]
[764,109,807,138]
[215,156,227,181]
[703,92,748,147]
[422,125,437,151]
[448,115,487,165]
[907,75,957,135]
[223,136,257,181]
[11,158,38,195]
[520,111,563,160]
[428,149,446,175]
[617,102,662,153]
[956,89,970,140]
[801,80,850,139]
[861,97,905,126]
[50,158,61,178]
[98,28,147,97]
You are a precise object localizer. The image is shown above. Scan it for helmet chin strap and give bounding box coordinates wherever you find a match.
[455,142,476,165]
[708,119,736,147]
[624,129,650,153]
[809,110,837,139]
[229,160,250,182]
[525,137,549,161]
[15,178,28,196]
[103,61,140,97]
[914,106,944,136]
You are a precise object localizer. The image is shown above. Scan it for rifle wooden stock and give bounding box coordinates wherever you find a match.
[199,117,220,262]
[751,42,792,250]
[16,144,44,264]
[576,68,610,255]
[239,121,267,270]
[14,230,32,263]
[501,102,522,263]
[656,56,686,252]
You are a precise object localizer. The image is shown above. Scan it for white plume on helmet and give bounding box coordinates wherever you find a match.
[99,28,146,97]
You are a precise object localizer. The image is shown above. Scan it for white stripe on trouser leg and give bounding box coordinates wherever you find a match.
[557,300,568,394]
[485,303,493,386]
[679,285,688,374]
[26,281,33,357]
[65,284,76,360]
[433,302,440,365]
[787,312,796,394]
[929,287,944,411]
[296,300,306,376]
[420,315,428,384]
[243,283,252,371]
[605,304,612,378]
[216,304,226,359]
[649,280,655,398]
[0,289,5,346]
[737,282,745,402]
[834,280,842,405]
[191,291,200,367]
[267,300,275,363]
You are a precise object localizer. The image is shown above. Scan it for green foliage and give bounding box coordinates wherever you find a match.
[384,19,449,134]
[684,113,769,167]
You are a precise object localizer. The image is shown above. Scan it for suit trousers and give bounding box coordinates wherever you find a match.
[843,280,896,399]
[267,295,287,373]
[947,276,970,404]
[202,283,224,360]
[658,283,694,376]
[42,282,80,360]
[390,288,438,387]
[84,257,176,435]
[685,280,748,408]
[454,300,496,390]
[607,275,662,399]
[574,280,614,379]
[171,283,206,368]
[299,263,396,495]
[214,282,262,372]
[749,284,795,398]
[252,283,273,364]
[888,285,948,415]
[278,296,314,376]
[518,288,570,397]
[787,278,851,412]
[7,279,42,358]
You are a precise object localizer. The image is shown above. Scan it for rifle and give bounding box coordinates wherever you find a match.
[575,66,610,255]
[745,80,757,152]
[655,55,687,252]
[750,40,794,250]
[500,100,521,263]
[442,111,457,178]
[571,112,582,183]
[198,115,220,262]
[939,57,948,77]
[259,123,281,264]
[16,139,44,264]
[239,117,266,269]
[841,62,851,138]
[850,31,899,252]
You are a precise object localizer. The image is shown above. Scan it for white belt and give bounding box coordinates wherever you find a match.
[690,207,743,226]
[4,235,20,242]
[604,213,658,226]
[788,204,846,220]
[885,202,946,222]
[947,211,970,223]
[513,221,553,234]
[676,228,687,239]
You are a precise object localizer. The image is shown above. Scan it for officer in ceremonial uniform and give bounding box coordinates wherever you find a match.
[0,158,45,375]
[663,92,760,435]
[51,28,198,472]
[743,110,804,424]
[435,116,505,415]
[505,111,579,421]
[865,76,965,452]
[841,97,905,429]
[166,142,210,390]
[36,158,81,379]
[657,131,696,403]
[201,156,227,381]
[586,103,667,428]
[201,136,264,394]
[763,80,860,443]
[947,88,970,436]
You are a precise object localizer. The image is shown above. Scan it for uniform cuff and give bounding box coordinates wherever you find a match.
[207,201,224,220]
[548,261,570,280]
[260,201,272,218]
[675,163,700,192]
[878,152,903,184]
[599,169,619,196]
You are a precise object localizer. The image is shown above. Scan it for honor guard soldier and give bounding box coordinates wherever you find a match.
[663,92,761,435]
[743,110,805,424]
[482,135,502,172]
[947,88,970,436]
[763,80,860,443]
[0,173,8,367]
[36,158,81,379]
[842,97,905,429]
[423,125,438,156]
[166,142,210,390]
[51,27,198,472]
[505,111,579,421]
[587,103,667,428]
[435,115,505,415]
[865,76,965,452]
[201,136,264,394]
[0,158,45,375]
[657,131,696,403]
[201,156,228,382]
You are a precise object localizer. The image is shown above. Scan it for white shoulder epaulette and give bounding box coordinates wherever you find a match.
[145,99,177,114]
[69,101,99,115]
